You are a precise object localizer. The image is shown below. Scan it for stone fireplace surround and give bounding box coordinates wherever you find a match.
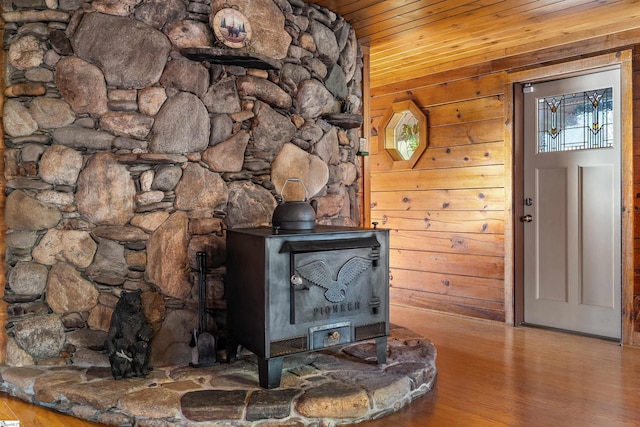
[2,0,364,371]
[1,0,437,424]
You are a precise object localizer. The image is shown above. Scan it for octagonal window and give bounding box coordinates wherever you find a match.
[380,100,428,169]
[393,111,420,160]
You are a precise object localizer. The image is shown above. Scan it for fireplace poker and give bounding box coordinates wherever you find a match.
[190,251,218,367]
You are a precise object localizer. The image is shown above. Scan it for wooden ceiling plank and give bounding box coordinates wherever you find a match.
[371,0,636,69]
[364,0,534,47]
[370,25,640,86]
[312,0,388,17]
[368,0,633,75]
[465,0,601,39]
[356,0,508,43]
[503,11,640,55]
[369,0,583,61]
[313,0,640,88]
[341,0,447,27]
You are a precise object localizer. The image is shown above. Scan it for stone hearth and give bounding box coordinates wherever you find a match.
[0,326,436,426]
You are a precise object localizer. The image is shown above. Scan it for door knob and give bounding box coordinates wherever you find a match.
[520,214,533,223]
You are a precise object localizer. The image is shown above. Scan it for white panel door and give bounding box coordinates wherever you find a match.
[523,69,621,339]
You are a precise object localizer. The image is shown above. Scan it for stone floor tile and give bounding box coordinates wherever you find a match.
[295,380,369,418]
[311,352,378,372]
[2,366,45,390]
[33,371,84,403]
[246,388,302,420]
[181,389,248,421]
[57,376,156,410]
[326,369,412,408]
[388,338,436,363]
[160,379,203,392]
[85,366,113,380]
[288,364,320,378]
[385,362,434,390]
[70,404,99,421]
[366,375,412,408]
[118,386,182,418]
[95,410,134,426]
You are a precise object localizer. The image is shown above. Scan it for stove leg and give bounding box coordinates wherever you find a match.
[258,357,283,389]
[375,336,387,364]
[226,339,238,363]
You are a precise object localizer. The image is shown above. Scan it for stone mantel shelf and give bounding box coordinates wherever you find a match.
[181,47,283,70]
[322,113,364,129]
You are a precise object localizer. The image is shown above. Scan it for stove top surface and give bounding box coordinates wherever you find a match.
[229,225,381,237]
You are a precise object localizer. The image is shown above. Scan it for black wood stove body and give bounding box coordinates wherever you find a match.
[226,225,389,388]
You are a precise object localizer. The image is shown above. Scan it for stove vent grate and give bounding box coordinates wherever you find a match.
[355,322,387,341]
[270,335,308,357]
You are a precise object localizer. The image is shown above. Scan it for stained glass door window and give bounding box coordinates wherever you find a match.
[537,87,614,153]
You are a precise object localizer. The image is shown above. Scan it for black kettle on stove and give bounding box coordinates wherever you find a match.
[272,178,318,231]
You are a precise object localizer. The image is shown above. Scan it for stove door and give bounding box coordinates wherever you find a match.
[285,236,383,325]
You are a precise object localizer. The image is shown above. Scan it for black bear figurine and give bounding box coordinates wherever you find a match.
[105,289,153,379]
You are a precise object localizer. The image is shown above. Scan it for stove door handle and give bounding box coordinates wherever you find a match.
[290,274,309,290]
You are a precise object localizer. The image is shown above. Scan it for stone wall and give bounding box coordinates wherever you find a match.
[1,0,363,368]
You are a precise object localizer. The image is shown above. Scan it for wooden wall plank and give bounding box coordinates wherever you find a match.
[390,248,504,280]
[415,141,505,170]
[362,46,372,227]
[372,96,504,126]
[390,269,505,300]
[373,209,504,234]
[370,164,505,191]
[370,72,505,111]
[390,230,504,257]
[635,46,640,311]
[370,188,505,211]
[370,62,498,98]
[428,96,504,125]
[370,119,505,152]
[622,49,636,342]
[390,287,506,320]
[371,141,505,171]
[428,119,505,148]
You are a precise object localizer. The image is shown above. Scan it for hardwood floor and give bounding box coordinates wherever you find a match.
[0,394,104,426]
[1,304,639,426]
[361,305,640,427]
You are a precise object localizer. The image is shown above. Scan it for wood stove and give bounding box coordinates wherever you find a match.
[226,225,389,388]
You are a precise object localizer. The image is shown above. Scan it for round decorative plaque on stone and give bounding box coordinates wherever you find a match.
[212,8,252,49]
